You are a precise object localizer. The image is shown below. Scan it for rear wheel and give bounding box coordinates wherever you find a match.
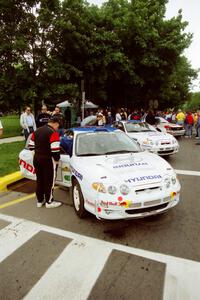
[72,179,87,218]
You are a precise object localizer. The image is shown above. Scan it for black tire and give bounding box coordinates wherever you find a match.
[72,179,87,218]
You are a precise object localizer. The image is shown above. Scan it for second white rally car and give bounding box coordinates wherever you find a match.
[113,120,179,156]
[19,127,180,220]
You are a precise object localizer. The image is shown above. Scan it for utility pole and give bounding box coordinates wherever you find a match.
[81,79,85,120]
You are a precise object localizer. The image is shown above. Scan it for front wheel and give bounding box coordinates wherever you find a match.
[72,179,87,218]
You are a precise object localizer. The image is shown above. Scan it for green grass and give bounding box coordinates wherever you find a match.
[0,141,24,177]
[0,115,21,138]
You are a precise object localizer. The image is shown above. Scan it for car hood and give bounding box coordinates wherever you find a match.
[126,131,173,142]
[73,152,173,187]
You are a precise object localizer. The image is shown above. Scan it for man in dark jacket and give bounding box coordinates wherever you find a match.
[28,116,62,208]
[36,105,51,128]
[145,110,156,125]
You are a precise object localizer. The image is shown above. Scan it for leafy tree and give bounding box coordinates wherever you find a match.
[184,92,200,111]
[0,0,198,113]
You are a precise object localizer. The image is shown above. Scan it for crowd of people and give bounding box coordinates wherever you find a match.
[20,105,65,141]
[83,107,200,144]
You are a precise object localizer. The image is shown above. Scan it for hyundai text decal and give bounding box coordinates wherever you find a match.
[113,162,148,169]
[125,174,162,183]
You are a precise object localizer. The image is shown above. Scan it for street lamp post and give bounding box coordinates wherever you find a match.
[81,79,85,120]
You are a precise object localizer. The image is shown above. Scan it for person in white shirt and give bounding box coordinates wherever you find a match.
[20,106,36,141]
[115,109,122,122]
[0,120,3,138]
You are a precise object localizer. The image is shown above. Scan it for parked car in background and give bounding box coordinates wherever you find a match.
[154,116,185,137]
[112,120,179,156]
[19,127,180,220]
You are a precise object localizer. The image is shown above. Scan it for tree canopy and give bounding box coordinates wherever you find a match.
[0,0,198,112]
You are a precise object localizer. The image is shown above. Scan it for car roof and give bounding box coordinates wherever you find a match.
[120,120,144,123]
[70,126,117,133]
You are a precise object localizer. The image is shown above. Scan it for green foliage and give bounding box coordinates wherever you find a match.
[184,92,200,111]
[0,0,198,112]
[0,141,24,176]
[1,115,21,138]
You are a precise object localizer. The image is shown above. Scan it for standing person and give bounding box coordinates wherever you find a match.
[64,107,71,129]
[36,105,51,128]
[106,111,114,125]
[20,106,36,141]
[95,113,105,126]
[145,110,156,125]
[0,119,3,138]
[195,111,200,145]
[52,106,65,136]
[193,112,198,137]
[120,108,127,120]
[115,109,122,121]
[176,109,185,125]
[28,116,62,208]
[185,112,194,138]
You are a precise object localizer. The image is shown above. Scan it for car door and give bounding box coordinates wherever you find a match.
[56,154,71,187]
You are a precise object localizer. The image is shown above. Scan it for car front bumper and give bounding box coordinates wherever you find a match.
[142,144,179,156]
[93,192,180,220]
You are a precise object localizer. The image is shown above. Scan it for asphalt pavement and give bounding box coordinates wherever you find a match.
[0,136,200,299]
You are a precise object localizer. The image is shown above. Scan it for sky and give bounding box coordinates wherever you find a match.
[87,0,200,91]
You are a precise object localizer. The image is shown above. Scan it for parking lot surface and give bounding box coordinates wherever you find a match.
[0,137,200,299]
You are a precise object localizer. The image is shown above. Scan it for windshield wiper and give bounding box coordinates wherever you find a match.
[141,130,153,132]
[77,153,100,157]
[103,150,133,155]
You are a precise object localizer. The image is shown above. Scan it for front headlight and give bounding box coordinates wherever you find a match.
[172,138,177,145]
[107,185,117,195]
[120,184,130,195]
[164,178,171,189]
[92,182,106,193]
[143,139,154,145]
[171,176,176,185]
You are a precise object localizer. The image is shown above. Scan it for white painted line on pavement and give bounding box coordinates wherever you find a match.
[0,213,200,300]
[175,169,200,176]
[0,215,41,262]
[24,240,112,300]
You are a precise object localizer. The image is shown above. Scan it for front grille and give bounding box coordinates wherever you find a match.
[125,203,168,215]
[135,186,161,195]
[144,199,161,206]
[161,142,170,145]
[158,149,174,154]
[171,127,183,131]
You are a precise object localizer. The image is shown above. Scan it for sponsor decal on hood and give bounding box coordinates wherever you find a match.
[113,162,148,169]
[125,174,162,184]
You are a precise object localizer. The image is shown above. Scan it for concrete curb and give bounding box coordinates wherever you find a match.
[0,171,24,192]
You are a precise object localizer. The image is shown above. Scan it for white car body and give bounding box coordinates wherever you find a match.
[19,127,180,220]
[155,117,185,137]
[113,120,179,156]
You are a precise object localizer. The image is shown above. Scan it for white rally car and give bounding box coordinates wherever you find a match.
[19,127,180,220]
[154,116,185,137]
[113,120,179,156]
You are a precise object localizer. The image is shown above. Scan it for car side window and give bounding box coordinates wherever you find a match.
[60,130,74,157]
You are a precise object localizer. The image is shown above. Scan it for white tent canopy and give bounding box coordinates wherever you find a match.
[81,101,98,109]
[57,100,98,109]
[57,100,71,108]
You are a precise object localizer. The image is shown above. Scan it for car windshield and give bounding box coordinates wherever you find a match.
[125,122,156,133]
[75,131,141,156]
